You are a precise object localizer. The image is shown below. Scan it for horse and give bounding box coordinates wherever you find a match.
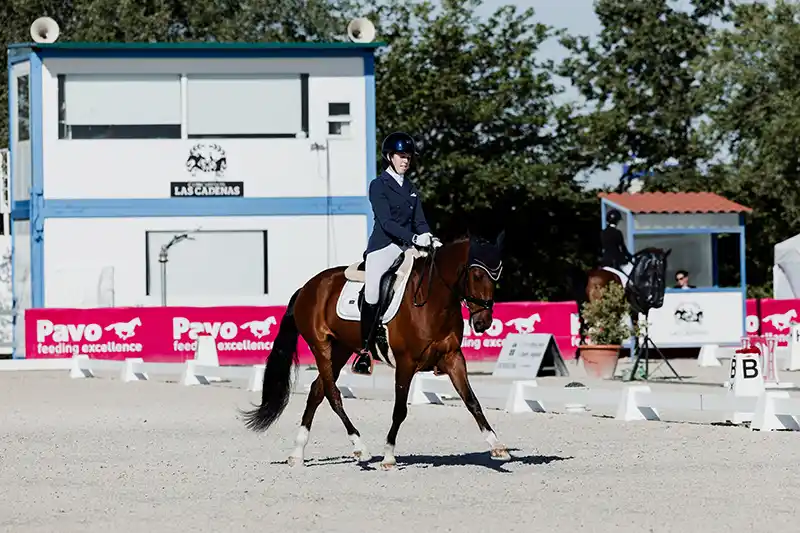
[573,247,671,356]
[240,232,509,469]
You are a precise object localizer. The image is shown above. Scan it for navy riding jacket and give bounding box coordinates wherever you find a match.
[365,170,431,255]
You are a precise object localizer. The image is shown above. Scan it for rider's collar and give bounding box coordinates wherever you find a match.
[386,166,405,184]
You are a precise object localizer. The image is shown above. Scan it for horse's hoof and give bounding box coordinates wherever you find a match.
[353,450,372,463]
[491,447,511,461]
[287,455,304,467]
[380,458,397,470]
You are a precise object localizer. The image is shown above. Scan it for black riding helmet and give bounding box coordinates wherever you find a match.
[606,208,622,225]
[381,132,418,162]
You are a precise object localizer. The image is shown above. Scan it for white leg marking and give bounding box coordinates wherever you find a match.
[381,443,397,469]
[287,426,309,467]
[350,434,372,462]
[483,430,511,461]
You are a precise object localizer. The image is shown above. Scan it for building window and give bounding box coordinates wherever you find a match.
[145,230,268,298]
[327,102,350,137]
[17,75,30,142]
[58,74,182,140]
[186,74,309,139]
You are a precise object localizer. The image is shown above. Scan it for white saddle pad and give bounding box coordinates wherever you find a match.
[602,266,629,287]
[336,248,424,324]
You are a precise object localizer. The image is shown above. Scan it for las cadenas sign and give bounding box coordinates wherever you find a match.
[24,298,800,364]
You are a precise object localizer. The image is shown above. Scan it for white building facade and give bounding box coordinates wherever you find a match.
[8,41,379,356]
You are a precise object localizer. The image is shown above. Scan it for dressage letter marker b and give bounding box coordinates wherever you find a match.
[743,358,759,379]
[727,349,765,425]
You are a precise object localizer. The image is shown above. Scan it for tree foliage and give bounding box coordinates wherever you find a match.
[2,0,799,300]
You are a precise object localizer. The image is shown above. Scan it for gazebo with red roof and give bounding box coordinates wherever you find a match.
[599,191,751,348]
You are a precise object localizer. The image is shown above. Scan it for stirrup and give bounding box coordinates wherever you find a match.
[351,350,374,375]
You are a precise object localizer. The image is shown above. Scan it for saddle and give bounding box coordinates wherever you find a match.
[337,248,425,366]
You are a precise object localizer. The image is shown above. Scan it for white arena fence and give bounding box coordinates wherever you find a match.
[28,352,800,434]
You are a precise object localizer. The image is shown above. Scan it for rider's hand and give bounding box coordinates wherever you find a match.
[412,233,433,247]
[431,237,443,249]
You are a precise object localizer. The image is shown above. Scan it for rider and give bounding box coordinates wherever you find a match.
[600,208,634,282]
[351,132,442,375]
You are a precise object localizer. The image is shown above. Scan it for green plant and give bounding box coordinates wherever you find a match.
[580,283,640,345]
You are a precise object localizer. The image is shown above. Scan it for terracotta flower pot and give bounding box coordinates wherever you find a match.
[580,344,621,379]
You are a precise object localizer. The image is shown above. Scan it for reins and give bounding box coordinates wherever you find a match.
[410,244,496,317]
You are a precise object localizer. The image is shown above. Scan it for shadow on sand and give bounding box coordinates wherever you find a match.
[272,448,572,473]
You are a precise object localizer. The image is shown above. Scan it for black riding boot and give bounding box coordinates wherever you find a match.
[352,301,379,375]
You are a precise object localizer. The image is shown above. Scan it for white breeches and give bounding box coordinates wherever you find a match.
[364,243,403,305]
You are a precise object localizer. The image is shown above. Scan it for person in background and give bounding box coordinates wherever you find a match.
[674,270,696,289]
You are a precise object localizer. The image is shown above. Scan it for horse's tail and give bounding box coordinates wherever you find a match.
[240,288,302,433]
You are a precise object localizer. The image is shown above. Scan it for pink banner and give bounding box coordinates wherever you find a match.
[745,298,800,346]
[23,298,800,364]
[459,301,579,360]
[26,306,316,365]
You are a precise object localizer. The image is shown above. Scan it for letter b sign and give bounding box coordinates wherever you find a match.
[743,358,759,379]
[731,355,760,381]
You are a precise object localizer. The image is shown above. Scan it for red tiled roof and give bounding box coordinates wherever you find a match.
[599,192,752,214]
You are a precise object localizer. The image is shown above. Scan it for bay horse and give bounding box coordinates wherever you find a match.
[574,247,671,356]
[240,232,509,469]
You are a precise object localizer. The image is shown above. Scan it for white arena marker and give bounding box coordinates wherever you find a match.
[503,380,544,414]
[785,324,800,371]
[194,334,221,382]
[697,344,722,367]
[615,385,660,422]
[69,354,92,379]
[727,348,764,424]
[180,359,204,386]
[120,358,147,382]
[750,391,800,432]
[247,364,265,392]
[408,373,448,405]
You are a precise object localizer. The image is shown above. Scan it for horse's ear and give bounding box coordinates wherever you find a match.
[495,229,506,251]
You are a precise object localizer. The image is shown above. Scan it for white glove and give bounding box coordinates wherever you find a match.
[412,233,433,247]
[431,237,443,249]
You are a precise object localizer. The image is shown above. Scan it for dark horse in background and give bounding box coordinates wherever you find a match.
[240,232,509,469]
[571,247,671,359]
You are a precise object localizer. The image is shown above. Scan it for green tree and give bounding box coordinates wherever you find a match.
[653,0,800,295]
[559,0,726,184]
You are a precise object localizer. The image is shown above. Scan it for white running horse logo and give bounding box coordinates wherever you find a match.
[762,309,798,331]
[505,313,542,334]
[104,317,142,340]
[240,317,278,338]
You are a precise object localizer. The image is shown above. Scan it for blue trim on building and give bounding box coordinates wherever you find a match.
[40,196,371,218]
[30,54,44,310]
[8,52,31,66]
[10,203,30,220]
[8,56,16,358]
[33,48,373,60]
[363,51,376,241]
[633,226,742,236]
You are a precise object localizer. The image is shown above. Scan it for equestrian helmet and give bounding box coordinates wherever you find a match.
[381,132,418,160]
[606,208,622,225]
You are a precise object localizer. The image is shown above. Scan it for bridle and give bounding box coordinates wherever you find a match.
[411,244,502,320]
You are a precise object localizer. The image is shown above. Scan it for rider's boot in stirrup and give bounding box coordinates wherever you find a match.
[352,301,378,375]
